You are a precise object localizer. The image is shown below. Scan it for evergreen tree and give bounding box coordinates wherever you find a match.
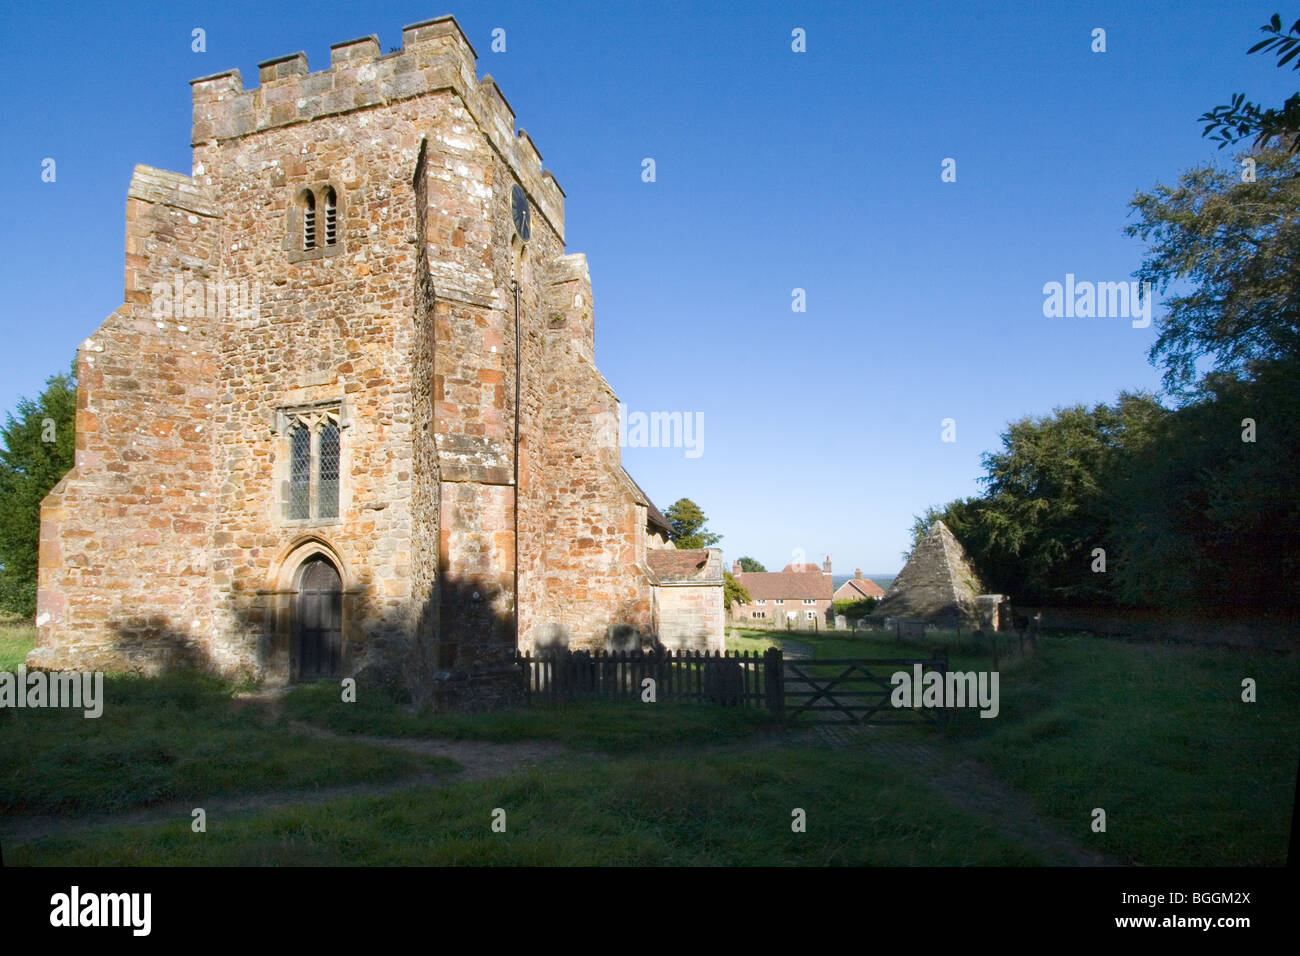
[663,498,722,549]
[0,363,77,615]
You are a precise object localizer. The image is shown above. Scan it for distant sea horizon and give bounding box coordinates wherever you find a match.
[831,574,895,592]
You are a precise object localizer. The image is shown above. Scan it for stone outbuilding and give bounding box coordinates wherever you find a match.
[646,548,725,651]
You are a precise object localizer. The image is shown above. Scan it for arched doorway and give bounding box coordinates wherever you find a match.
[295,555,342,681]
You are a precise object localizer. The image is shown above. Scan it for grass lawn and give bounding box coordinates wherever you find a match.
[5,621,1295,865]
[0,617,35,671]
[1,667,457,816]
[741,626,1296,865]
[283,682,776,754]
[735,625,1015,671]
[725,631,778,654]
[960,634,1299,866]
[10,746,1047,865]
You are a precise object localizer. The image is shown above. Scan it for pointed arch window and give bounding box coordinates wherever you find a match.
[323,187,338,246]
[301,190,317,250]
[287,184,343,261]
[278,403,347,523]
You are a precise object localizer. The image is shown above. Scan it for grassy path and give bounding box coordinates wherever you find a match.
[2,731,567,847]
[810,725,1117,865]
[6,626,1289,865]
[771,632,1117,864]
[6,717,1110,866]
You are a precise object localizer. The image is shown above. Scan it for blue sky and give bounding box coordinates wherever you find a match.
[2,0,1292,573]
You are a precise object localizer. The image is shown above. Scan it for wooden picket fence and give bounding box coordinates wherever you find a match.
[515,648,780,710]
[514,647,951,727]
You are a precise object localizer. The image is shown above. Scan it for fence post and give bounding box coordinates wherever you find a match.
[933,647,949,731]
[764,646,785,722]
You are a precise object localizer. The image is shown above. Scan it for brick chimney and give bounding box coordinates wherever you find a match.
[854,568,862,580]
[823,555,831,575]
[732,559,742,576]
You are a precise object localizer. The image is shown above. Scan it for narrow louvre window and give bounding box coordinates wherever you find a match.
[324,188,337,245]
[318,421,340,519]
[289,422,311,519]
[303,191,316,250]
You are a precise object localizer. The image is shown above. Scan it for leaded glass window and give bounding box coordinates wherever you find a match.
[289,422,311,519]
[281,407,343,523]
[318,421,339,519]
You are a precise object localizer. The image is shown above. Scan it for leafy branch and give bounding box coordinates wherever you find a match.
[1200,14,1300,152]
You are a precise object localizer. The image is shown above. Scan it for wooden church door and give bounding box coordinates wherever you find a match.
[296,556,342,681]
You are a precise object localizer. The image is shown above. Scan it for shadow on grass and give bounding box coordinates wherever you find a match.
[10,747,1048,866]
[282,680,779,755]
[0,671,456,817]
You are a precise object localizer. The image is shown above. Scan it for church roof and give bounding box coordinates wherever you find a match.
[621,467,671,534]
[647,548,721,584]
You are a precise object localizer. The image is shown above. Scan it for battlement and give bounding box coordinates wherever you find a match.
[190,14,564,239]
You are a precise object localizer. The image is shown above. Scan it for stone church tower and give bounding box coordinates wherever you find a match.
[30,16,719,707]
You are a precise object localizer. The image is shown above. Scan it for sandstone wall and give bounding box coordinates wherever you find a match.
[33,15,658,693]
[657,585,726,651]
[530,255,654,651]
[408,137,440,693]
[190,89,435,684]
[31,167,223,674]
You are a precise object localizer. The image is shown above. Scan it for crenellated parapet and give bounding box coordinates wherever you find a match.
[189,15,565,240]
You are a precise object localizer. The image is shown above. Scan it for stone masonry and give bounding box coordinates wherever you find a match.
[872,520,985,627]
[30,15,719,708]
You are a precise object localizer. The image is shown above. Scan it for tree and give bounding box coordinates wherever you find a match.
[1201,15,1300,153]
[833,597,876,622]
[0,364,77,615]
[1126,148,1300,395]
[972,395,1165,604]
[724,572,750,609]
[736,556,766,572]
[914,394,1167,605]
[903,505,949,562]
[1107,355,1300,610]
[662,497,722,549]
[916,376,1298,612]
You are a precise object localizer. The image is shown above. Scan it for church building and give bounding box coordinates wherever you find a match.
[30,16,722,708]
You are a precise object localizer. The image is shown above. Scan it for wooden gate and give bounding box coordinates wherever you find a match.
[781,651,949,726]
[512,647,949,729]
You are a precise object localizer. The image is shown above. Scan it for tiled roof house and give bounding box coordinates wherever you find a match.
[834,570,886,603]
[730,557,834,626]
